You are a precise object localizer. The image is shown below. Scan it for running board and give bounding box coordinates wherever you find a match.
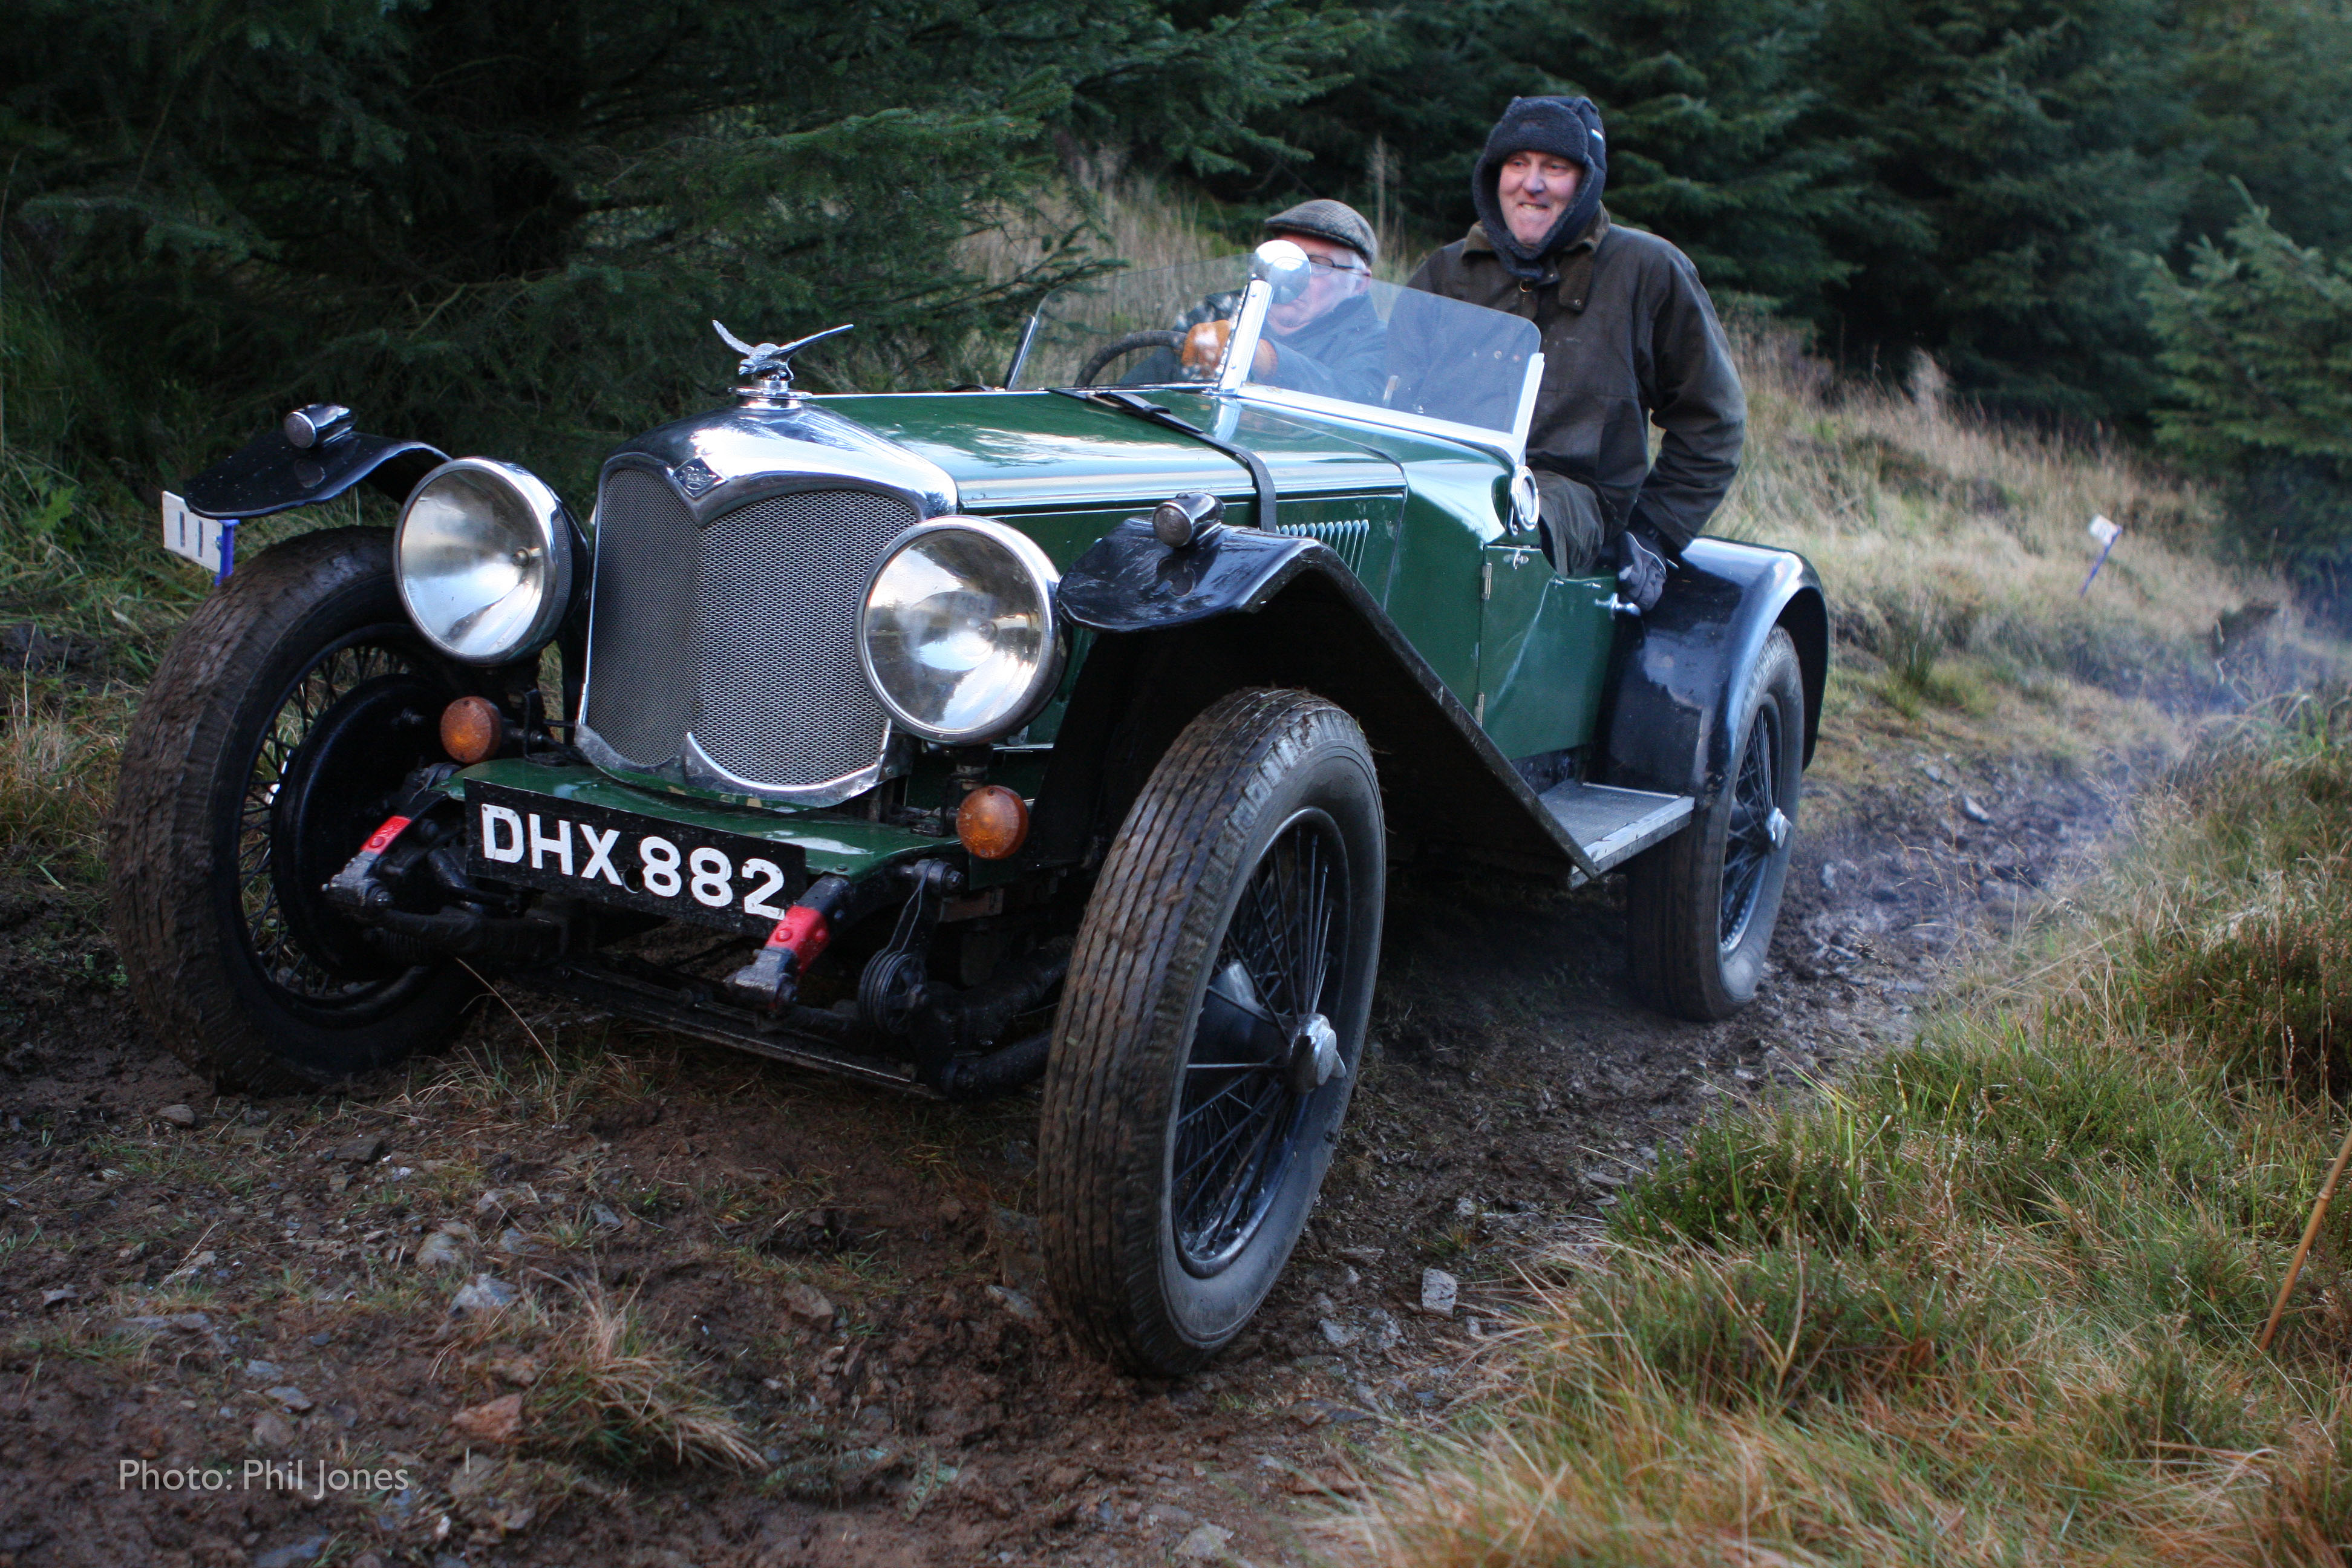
[1539,781,1694,881]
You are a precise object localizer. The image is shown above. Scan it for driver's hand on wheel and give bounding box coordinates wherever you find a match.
[1180,320,1232,375]
[1179,320,1280,379]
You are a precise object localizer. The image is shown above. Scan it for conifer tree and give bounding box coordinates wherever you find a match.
[1805,0,2201,422]
[2145,197,2352,577]
[1275,0,1872,313]
[0,0,1359,491]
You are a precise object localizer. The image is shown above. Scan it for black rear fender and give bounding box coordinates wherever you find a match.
[1596,538,1828,801]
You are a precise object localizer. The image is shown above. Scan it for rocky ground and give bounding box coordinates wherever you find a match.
[0,746,2128,1568]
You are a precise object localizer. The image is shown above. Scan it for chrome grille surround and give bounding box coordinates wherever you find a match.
[577,396,957,808]
[580,474,917,803]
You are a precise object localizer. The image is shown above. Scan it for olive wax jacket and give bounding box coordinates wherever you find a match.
[1403,210,1745,553]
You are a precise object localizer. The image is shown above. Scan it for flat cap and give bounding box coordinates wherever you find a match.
[1263,198,1377,269]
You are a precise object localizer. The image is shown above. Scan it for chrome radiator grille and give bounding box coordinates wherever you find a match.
[691,490,909,786]
[581,470,699,767]
[581,474,916,793]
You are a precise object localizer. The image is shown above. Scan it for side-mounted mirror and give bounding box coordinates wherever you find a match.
[1251,240,1313,305]
[1509,464,1541,540]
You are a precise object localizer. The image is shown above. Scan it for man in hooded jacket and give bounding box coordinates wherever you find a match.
[1405,96,1745,608]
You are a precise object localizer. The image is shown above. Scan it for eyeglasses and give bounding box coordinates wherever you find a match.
[1304,255,1368,276]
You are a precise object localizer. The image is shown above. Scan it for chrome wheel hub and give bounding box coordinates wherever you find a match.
[1286,1013,1345,1095]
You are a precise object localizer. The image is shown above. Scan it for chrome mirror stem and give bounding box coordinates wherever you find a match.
[1218,279,1273,396]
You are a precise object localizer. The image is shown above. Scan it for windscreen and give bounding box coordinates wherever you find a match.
[1246,275,1537,439]
[1013,256,1541,442]
[1010,258,1252,393]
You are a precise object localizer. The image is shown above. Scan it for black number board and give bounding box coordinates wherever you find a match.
[465,780,809,935]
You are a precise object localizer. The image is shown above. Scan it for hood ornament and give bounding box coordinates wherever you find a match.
[713,320,854,403]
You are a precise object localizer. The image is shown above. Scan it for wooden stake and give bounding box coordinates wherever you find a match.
[2259,1115,2352,1354]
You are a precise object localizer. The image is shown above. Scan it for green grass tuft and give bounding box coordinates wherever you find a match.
[1339,696,2352,1567]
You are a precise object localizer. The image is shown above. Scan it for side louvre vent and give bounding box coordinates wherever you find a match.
[1273,516,1370,572]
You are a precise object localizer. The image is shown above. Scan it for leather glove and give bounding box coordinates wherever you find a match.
[1178,319,1279,379]
[1180,319,1232,375]
[1614,526,1669,613]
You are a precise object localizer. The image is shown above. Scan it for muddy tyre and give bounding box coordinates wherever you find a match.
[1040,690,1383,1375]
[1626,627,1805,1021]
[108,528,480,1091]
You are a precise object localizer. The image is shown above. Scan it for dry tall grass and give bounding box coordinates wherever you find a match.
[1,676,124,876]
[958,153,1231,314]
[1333,697,2352,1567]
[1720,328,2331,708]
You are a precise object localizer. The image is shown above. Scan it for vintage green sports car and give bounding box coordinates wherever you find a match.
[113,243,1826,1372]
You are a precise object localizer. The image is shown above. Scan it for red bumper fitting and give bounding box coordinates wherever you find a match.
[725,874,851,1011]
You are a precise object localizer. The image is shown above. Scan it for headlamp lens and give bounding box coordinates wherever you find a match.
[860,521,1062,745]
[394,460,572,665]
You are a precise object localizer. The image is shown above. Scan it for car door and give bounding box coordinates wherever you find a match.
[1475,541,1618,759]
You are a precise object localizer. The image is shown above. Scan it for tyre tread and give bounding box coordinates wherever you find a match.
[107,529,462,1090]
[1040,689,1373,1373]
[1626,627,1805,1021]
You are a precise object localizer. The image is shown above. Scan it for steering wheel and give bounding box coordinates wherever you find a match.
[1079,329,1189,387]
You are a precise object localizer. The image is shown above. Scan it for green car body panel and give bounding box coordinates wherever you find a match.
[463,388,1547,874]
[466,385,1620,879]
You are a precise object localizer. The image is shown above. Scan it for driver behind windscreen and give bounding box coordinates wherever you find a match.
[1172,201,1389,401]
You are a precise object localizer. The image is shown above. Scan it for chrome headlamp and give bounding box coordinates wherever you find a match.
[394,459,574,665]
[859,518,1064,746]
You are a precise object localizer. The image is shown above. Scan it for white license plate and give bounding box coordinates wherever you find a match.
[466,781,810,934]
[160,492,231,575]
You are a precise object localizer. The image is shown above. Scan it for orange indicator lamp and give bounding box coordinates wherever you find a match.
[955,785,1030,861]
[439,696,505,765]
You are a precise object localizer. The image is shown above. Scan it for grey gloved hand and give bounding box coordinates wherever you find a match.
[1613,526,1668,613]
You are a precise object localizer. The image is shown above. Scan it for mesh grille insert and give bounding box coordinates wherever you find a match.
[583,468,698,766]
[691,489,914,789]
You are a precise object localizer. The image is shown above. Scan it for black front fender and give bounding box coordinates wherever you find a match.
[1057,516,1325,632]
[183,424,447,521]
[1598,538,1828,802]
[1035,522,1602,881]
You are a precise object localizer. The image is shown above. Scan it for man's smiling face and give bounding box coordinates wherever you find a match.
[1497,150,1583,249]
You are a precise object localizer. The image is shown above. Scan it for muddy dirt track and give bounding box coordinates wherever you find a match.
[0,753,2121,1568]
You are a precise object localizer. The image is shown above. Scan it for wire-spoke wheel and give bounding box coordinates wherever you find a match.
[240,638,431,1001]
[1041,690,1382,1375]
[1627,627,1806,1021]
[110,529,485,1090]
[1718,693,1786,954]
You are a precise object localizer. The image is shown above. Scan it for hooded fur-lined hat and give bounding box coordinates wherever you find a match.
[1472,96,1607,281]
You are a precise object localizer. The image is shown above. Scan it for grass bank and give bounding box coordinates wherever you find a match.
[1336,693,2352,1565]
[1718,323,2342,825]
